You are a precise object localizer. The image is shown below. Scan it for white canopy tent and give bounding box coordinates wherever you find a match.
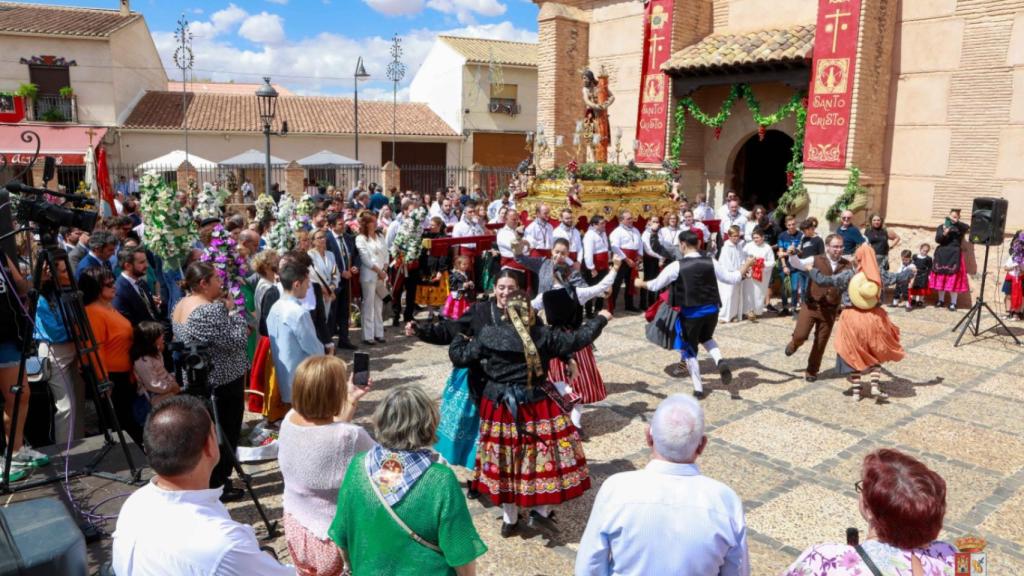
[139,150,217,170]
[297,150,362,166]
[219,149,288,166]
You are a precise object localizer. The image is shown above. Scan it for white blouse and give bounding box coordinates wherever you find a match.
[355,234,389,282]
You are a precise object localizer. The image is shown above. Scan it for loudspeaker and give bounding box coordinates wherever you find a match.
[0,498,87,576]
[41,156,55,184]
[969,197,1008,246]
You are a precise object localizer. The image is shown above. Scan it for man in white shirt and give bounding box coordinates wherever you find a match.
[452,199,486,282]
[113,396,294,576]
[241,178,254,201]
[524,204,555,280]
[436,198,459,229]
[692,193,716,222]
[496,209,528,288]
[553,208,583,260]
[487,191,512,222]
[681,209,712,249]
[575,394,749,576]
[607,211,643,313]
[582,215,611,317]
[716,191,750,221]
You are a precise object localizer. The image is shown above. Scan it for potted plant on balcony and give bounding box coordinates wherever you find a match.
[15,82,38,104]
[59,86,74,99]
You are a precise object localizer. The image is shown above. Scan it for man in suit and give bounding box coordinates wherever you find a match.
[327,214,360,350]
[75,230,117,279]
[113,246,161,326]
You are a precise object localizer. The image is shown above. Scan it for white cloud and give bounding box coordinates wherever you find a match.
[363,0,424,16]
[267,0,288,4]
[426,0,506,24]
[238,12,286,44]
[188,3,247,40]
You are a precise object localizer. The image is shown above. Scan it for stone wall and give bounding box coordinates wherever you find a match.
[536,3,590,169]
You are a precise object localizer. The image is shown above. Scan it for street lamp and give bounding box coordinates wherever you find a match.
[353,57,370,162]
[256,77,278,197]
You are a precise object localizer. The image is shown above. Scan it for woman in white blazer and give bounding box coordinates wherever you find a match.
[355,211,389,345]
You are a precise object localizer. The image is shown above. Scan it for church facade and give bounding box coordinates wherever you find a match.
[533,0,1024,241]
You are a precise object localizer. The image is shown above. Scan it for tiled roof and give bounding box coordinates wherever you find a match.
[0,2,141,38]
[122,91,458,138]
[439,35,537,67]
[167,82,294,96]
[662,25,815,74]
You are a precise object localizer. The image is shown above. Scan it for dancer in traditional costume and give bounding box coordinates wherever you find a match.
[805,244,916,401]
[639,230,753,398]
[450,290,611,537]
[1003,231,1024,321]
[909,243,933,308]
[442,255,475,321]
[414,216,450,320]
[928,208,970,311]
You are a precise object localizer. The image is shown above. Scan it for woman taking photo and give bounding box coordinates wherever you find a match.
[356,211,389,345]
[329,384,487,576]
[171,261,250,501]
[279,356,372,576]
[81,266,144,448]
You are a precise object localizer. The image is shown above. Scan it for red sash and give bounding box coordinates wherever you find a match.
[530,249,551,258]
[622,248,640,295]
[593,251,610,272]
[1011,274,1023,311]
[568,251,578,262]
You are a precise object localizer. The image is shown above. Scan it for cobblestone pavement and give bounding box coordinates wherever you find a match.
[195,305,1024,574]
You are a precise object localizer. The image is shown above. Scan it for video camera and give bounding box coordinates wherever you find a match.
[5,181,98,235]
[169,341,213,397]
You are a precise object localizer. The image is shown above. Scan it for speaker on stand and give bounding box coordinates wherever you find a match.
[952,197,1020,346]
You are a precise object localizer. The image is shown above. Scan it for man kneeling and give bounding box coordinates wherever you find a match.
[113,396,293,575]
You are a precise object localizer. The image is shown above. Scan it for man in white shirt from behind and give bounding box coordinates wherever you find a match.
[113,396,294,576]
[575,394,749,576]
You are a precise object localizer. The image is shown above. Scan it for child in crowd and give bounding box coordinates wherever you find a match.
[909,243,933,307]
[1003,231,1024,321]
[442,255,475,320]
[776,215,804,317]
[743,227,775,321]
[892,249,914,310]
[718,225,746,322]
[131,321,180,407]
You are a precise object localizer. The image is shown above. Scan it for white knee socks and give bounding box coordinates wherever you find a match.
[685,356,703,392]
[532,505,552,518]
[937,290,947,304]
[502,503,518,524]
[570,406,583,429]
[702,340,723,365]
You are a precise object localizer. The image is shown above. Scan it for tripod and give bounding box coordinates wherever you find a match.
[952,242,1021,347]
[177,349,279,538]
[1,230,142,494]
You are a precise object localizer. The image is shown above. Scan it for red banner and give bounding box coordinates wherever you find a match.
[634,0,674,164]
[803,0,862,169]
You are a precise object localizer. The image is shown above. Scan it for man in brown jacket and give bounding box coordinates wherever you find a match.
[784,234,850,381]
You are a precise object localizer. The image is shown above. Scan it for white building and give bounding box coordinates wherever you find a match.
[411,35,537,168]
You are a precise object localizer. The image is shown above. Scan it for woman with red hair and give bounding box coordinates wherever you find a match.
[783,449,956,575]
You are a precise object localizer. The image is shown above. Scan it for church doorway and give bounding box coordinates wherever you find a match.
[730,129,794,210]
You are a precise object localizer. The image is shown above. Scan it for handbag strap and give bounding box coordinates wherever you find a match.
[854,544,885,576]
[365,464,442,553]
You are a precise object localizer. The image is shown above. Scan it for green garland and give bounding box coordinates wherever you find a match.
[824,167,868,222]
[669,84,809,213]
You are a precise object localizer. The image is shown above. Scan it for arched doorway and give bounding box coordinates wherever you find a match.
[730,129,794,209]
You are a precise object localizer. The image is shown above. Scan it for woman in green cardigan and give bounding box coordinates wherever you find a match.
[329,384,487,575]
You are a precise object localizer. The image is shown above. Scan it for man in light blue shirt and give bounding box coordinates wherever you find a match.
[266,255,325,404]
[575,395,749,576]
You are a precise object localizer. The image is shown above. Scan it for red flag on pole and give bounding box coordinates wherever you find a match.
[96,146,117,215]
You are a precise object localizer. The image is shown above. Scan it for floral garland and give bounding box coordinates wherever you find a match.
[669,84,809,212]
[824,167,868,222]
[139,170,197,268]
[390,206,428,264]
[268,195,296,254]
[254,193,277,223]
[196,182,230,221]
[200,224,249,309]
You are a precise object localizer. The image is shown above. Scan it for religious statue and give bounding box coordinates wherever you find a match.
[582,67,615,163]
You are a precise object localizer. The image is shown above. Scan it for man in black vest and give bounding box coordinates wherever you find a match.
[637,230,753,399]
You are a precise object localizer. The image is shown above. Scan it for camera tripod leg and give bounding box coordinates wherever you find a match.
[954,303,980,347]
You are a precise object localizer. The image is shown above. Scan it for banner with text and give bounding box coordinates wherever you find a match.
[634,0,675,165]
[803,0,862,169]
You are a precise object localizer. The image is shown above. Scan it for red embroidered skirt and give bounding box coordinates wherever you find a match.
[473,394,590,507]
[547,346,606,404]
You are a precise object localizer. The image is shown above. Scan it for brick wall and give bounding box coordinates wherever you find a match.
[536,3,591,169]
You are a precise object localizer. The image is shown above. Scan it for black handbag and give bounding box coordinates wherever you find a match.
[644,300,679,350]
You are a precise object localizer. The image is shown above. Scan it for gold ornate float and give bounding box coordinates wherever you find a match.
[521,178,676,219]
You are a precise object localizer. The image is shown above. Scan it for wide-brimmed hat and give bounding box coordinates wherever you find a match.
[848,271,880,310]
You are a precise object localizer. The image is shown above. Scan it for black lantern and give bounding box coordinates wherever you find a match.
[256,76,279,128]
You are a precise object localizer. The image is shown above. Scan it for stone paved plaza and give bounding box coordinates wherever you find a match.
[64,304,1024,574]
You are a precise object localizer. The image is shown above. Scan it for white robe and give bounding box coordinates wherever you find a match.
[742,242,776,316]
[717,242,746,321]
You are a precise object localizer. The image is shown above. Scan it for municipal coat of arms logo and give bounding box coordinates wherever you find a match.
[955,536,987,575]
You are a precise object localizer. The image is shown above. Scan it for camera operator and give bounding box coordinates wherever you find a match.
[171,261,249,502]
[112,395,294,575]
[1,253,49,479]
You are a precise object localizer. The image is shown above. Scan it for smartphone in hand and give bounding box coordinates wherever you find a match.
[353,352,370,388]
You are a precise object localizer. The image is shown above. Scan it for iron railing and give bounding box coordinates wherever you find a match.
[29,95,77,123]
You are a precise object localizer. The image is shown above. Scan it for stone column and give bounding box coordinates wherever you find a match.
[176,161,198,192]
[468,163,482,191]
[285,161,304,199]
[536,2,590,170]
[382,161,401,193]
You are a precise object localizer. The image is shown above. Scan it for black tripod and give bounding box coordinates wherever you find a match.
[952,243,1021,347]
[176,347,278,538]
[0,230,142,494]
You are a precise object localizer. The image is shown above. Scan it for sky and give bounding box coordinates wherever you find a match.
[31,0,540,99]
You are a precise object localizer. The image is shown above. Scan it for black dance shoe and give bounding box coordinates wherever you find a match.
[693,390,707,400]
[717,360,733,386]
[528,510,558,531]
[218,481,245,503]
[466,480,480,499]
[500,520,519,538]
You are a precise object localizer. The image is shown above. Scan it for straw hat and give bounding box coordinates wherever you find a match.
[848,271,880,310]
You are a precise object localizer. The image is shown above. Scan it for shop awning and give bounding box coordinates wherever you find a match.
[0,124,107,165]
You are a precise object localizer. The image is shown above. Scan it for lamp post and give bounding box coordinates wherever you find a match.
[354,56,370,184]
[256,77,278,198]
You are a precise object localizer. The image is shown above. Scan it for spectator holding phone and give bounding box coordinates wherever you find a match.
[329,384,487,576]
[278,356,373,576]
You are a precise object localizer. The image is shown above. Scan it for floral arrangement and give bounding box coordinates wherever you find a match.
[200,224,249,308]
[254,193,277,223]
[1011,231,1024,267]
[138,170,197,268]
[267,194,296,254]
[196,182,230,221]
[294,192,316,224]
[390,206,428,264]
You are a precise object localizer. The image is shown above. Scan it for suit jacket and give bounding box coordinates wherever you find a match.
[75,253,108,279]
[328,230,361,293]
[113,274,159,326]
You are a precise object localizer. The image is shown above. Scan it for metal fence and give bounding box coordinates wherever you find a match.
[400,165,517,203]
[112,163,286,196]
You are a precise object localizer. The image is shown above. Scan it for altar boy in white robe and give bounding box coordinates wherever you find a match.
[717,225,746,322]
[742,227,775,320]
